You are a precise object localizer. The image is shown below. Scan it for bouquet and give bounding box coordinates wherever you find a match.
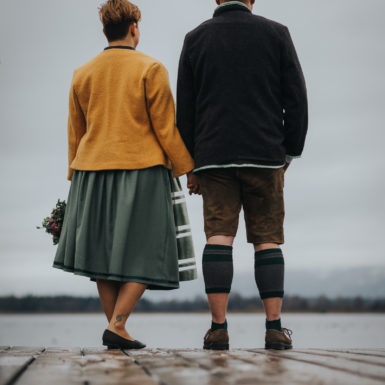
[36,199,66,245]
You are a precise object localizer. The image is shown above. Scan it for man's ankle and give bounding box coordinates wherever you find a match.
[266,318,282,331]
[211,319,228,331]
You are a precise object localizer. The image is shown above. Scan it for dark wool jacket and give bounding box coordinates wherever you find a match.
[176,4,308,169]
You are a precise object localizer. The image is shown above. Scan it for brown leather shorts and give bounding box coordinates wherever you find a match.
[197,167,285,245]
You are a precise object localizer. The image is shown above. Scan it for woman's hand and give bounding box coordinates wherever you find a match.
[187,172,201,195]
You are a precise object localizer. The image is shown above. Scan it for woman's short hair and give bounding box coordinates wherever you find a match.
[99,0,141,42]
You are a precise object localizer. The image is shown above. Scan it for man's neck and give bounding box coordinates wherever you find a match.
[217,1,251,11]
[108,37,136,49]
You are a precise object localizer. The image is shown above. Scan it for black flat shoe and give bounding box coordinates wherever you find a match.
[102,329,146,350]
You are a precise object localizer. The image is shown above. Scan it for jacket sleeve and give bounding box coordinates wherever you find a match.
[176,35,196,158]
[67,74,86,181]
[281,27,308,158]
[145,62,194,177]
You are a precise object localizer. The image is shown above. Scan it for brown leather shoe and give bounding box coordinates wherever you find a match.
[265,328,293,350]
[203,328,229,350]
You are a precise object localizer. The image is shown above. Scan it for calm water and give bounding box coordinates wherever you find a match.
[0,313,384,349]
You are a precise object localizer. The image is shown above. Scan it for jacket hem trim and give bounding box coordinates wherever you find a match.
[193,163,285,173]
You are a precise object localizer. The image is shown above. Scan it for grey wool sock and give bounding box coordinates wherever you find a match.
[202,244,233,294]
[254,248,284,299]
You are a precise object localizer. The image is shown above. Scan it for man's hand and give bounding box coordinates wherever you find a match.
[187,172,201,195]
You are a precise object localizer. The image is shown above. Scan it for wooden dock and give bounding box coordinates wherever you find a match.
[1,346,385,385]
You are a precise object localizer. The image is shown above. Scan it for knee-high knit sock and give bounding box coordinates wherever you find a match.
[254,248,284,299]
[202,244,233,294]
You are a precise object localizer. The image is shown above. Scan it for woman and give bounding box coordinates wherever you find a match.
[53,0,198,349]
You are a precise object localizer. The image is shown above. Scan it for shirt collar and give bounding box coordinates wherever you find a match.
[214,1,251,17]
[216,1,250,11]
[104,45,135,51]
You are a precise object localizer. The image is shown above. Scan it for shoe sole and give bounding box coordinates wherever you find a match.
[105,344,121,350]
[103,342,146,350]
[203,344,229,350]
[265,342,292,350]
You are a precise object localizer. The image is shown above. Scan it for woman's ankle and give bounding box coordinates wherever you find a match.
[106,325,134,340]
[107,323,125,332]
[108,312,131,330]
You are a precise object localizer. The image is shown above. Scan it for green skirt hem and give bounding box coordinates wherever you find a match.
[53,262,180,291]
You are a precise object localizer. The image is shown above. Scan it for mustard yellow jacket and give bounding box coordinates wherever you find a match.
[66,46,194,180]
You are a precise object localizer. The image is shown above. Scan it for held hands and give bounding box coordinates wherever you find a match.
[187,172,201,195]
[283,162,290,173]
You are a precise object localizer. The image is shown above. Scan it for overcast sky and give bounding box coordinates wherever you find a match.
[0,0,384,298]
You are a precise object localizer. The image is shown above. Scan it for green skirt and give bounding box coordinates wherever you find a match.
[53,165,197,290]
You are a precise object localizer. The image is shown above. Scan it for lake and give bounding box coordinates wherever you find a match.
[0,313,384,349]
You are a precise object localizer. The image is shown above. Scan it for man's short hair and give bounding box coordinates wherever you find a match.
[98,0,141,42]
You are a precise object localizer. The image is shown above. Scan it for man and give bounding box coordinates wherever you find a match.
[177,0,308,350]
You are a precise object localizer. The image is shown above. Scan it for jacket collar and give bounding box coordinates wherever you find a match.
[214,3,251,17]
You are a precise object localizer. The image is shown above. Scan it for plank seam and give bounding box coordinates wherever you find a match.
[172,350,213,372]
[160,349,215,383]
[120,349,167,385]
[80,348,89,385]
[5,348,46,385]
[322,349,385,359]
[293,350,385,367]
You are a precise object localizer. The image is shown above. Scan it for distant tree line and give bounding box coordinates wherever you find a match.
[0,293,384,313]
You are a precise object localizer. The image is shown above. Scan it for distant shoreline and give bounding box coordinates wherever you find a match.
[1,294,384,313]
[1,310,385,315]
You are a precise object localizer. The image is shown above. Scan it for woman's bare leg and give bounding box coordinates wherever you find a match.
[96,279,121,322]
[107,282,147,340]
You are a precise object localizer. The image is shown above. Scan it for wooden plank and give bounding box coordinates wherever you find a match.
[180,349,384,385]
[11,347,159,385]
[324,349,385,358]
[1,347,385,385]
[0,356,35,385]
[128,349,212,385]
[249,349,385,383]
[5,347,44,353]
[81,347,160,385]
[0,347,44,385]
[177,349,283,385]
[294,349,385,366]
[11,347,84,385]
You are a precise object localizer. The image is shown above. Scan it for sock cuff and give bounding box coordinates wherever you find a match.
[255,248,282,257]
[255,249,284,266]
[204,244,233,251]
[266,318,281,323]
[211,319,228,331]
[266,318,282,331]
[203,244,233,262]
